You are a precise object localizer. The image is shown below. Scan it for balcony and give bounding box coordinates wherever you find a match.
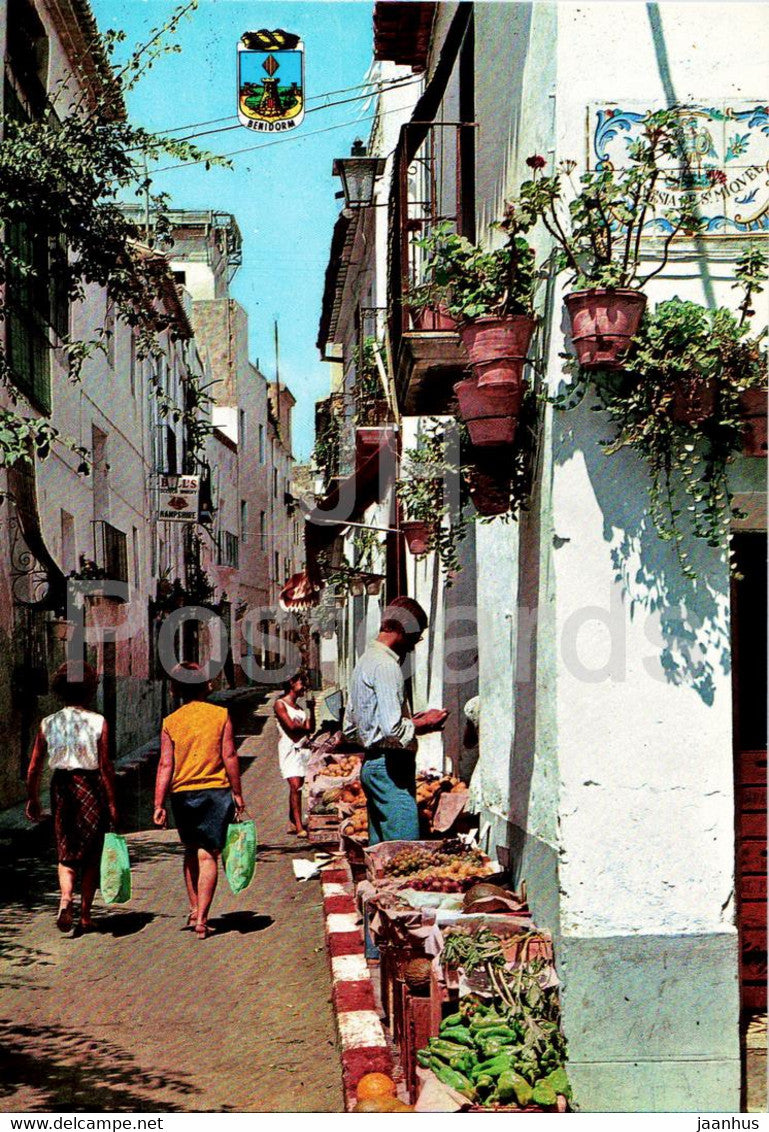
[388,122,476,414]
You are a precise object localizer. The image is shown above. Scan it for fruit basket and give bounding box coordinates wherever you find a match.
[364,839,500,893]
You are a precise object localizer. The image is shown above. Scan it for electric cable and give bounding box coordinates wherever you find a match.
[152,101,406,173]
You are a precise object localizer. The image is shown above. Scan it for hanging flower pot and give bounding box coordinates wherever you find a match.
[465,465,512,516]
[349,577,366,597]
[455,376,523,447]
[411,304,458,332]
[740,387,768,457]
[401,520,434,556]
[669,377,716,425]
[459,314,536,389]
[365,575,384,596]
[564,289,647,371]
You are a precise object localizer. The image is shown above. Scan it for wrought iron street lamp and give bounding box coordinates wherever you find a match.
[332,139,385,208]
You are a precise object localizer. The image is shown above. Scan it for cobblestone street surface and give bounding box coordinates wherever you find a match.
[0,699,343,1113]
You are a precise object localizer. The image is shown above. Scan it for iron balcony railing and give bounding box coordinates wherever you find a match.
[92,520,129,584]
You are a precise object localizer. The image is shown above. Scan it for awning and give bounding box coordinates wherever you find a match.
[373,2,437,71]
[279,571,322,612]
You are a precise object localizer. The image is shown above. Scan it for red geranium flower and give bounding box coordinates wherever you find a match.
[526,154,547,170]
[707,168,727,185]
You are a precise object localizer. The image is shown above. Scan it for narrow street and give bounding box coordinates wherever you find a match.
[0,698,343,1113]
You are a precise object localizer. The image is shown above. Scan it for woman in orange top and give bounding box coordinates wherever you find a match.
[153,663,244,939]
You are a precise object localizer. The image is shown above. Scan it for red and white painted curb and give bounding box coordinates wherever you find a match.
[321,858,394,1111]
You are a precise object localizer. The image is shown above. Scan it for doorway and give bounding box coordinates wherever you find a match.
[731,531,767,1110]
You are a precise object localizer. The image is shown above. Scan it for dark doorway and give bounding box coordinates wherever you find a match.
[731,531,767,1110]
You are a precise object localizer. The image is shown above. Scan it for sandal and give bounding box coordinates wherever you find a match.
[195,923,214,939]
[56,901,74,933]
[296,829,309,839]
[183,911,198,931]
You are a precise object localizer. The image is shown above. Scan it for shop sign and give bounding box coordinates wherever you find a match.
[238,29,305,133]
[157,474,200,522]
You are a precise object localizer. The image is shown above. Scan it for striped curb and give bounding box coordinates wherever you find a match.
[321,857,395,1111]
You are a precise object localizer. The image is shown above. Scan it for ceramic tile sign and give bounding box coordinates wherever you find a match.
[238,30,305,133]
[589,102,769,234]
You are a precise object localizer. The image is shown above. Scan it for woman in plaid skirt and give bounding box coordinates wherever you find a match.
[26,663,119,934]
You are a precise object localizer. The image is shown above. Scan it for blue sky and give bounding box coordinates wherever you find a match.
[90,0,375,460]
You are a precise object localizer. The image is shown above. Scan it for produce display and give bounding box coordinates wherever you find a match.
[417,928,570,1110]
[416,773,466,831]
[341,806,368,842]
[381,838,491,892]
[318,754,361,779]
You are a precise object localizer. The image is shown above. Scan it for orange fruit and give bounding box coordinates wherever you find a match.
[356,1072,398,1101]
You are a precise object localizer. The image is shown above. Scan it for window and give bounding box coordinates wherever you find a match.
[173,270,186,286]
[129,331,136,396]
[273,467,278,498]
[219,531,239,568]
[274,551,279,581]
[104,295,115,369]
[240,409,247,449]
[60,510,75,575]
[258,423,265,463]
[7,0,49,115]
[93,520,128,583]
[240,500,248,544]
[284,556,291,582]
[166,426,178,475]
[260,511,266,551]
[132,527,140,590]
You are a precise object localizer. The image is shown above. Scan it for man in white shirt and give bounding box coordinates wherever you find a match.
[344,596,448,843]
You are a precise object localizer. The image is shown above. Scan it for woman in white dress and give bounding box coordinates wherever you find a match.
[26,663,119,934]
[274,672,315,837]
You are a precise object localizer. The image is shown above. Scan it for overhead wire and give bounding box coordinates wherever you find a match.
[142,74,422,143]
[151,97,411,174]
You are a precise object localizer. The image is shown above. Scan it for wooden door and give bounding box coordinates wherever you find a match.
[732,533,767,1011]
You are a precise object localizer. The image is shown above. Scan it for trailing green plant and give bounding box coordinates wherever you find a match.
[506,110,701,290]
[579,247,768,575]
[311,410,343,489]
[411,220,537,322]
[397,420,468,580]
[69,555,109,581]
[0,0,227,469]
[353,526,382,573]
[352,336,384,404]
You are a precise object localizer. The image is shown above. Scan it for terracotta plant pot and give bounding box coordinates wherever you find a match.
[401,520,434,556]
[740,387,768,457]
[411,304,458,332]
[466,465,512,516]
[670,378,716,425]
[455,376,522,447]
[349,578,365,597]
[459,314,536,389]
[564,288,647,371]
[366,577,384,596]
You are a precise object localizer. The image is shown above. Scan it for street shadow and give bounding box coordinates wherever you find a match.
[0,1017,205,1112]
[87,910,155,937]
[207,911,274,935]
[552,375,731,705]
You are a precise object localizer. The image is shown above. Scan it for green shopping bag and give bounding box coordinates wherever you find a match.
[222,819,257,894]
[100,832,131,904]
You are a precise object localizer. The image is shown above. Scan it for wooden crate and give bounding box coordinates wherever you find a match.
[399,971,443,1104]
[306,812,340,844]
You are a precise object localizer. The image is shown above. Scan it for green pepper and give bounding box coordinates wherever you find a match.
[499,1070,533,1107]
[546,1067,571,1099]
[473,1024,519,1042]
[441,1011,464,1028]
[478,1037,517,1060]
[416,1048,432,1068]
[471,1054,516,1081]
[438,1025,474,1047]
[532,1080,558,1107]
[429,1059,476,1100]
[469,1013,504,1031]
[429,1037,472,1057]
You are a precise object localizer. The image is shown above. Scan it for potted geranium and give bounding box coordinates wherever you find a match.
[412,220,538,390]
[511,111,696,370]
